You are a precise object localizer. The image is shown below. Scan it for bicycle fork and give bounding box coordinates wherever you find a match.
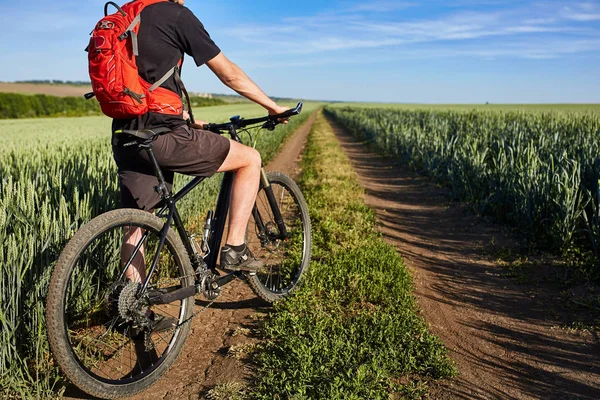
[253,168,289,241]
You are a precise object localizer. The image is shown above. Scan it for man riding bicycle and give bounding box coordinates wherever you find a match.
[45,1,309,392]
[112,0,289,287]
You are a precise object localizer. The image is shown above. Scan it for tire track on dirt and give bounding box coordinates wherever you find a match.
[328,116,600,400]
[62,112,317,400]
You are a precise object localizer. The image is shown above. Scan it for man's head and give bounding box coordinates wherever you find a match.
[170,0,184,5]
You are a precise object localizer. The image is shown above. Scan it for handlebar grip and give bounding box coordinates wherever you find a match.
[205,102,304,133]
[204,123,222,133]
[269,102,303,121]
[261,102,303,131]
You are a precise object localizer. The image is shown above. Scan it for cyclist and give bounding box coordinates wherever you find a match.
[112,0,290,288]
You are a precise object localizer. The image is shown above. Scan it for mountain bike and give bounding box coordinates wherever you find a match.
[45,103,311,399]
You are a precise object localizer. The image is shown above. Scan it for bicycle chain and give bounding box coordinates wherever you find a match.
[141,270,220,351]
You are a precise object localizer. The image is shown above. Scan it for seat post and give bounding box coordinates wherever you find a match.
[142,143,171,200]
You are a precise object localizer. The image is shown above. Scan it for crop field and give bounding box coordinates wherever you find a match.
[325,105,600,271]
[330,102,600,114]
[0,102,320,397]
[0,83,92,98]
[3,100,599,398]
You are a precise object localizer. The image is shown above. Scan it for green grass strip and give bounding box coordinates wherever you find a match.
[252,113,456,399]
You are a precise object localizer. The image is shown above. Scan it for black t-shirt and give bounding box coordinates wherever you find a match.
[112,2,220,132]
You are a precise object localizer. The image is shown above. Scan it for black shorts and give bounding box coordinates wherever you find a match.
[112,124,231,210]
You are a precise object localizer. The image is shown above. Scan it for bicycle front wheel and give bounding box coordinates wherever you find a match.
[46,209,194,399]
[246,171,312,302]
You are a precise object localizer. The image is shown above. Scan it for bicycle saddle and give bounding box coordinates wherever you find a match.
[112,127,172,147]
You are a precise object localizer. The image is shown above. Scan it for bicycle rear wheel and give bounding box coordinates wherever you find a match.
[246,171,311,302]
[46,209,194,399]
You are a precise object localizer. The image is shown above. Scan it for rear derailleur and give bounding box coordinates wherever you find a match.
[106,281,157,351]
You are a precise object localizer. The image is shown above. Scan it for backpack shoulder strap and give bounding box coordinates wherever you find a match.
[116,0,169,55]
[174,63,195,124]
[119,14,142,55]
[147,59,195,123]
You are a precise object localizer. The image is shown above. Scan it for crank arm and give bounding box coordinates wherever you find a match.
[215,270,243,287]
[147,271,243,305]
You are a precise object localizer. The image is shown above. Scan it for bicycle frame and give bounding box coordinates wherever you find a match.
[119,124,290,304]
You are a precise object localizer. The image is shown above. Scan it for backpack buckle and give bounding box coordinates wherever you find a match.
[98,20,114,30]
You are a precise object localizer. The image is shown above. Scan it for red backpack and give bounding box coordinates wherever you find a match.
[86,0,192,120]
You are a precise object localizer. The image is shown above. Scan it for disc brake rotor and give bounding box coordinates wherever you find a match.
[263,222,282,251]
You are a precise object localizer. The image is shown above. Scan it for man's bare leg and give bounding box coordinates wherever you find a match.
[122,226,147,283]
[217,140,262,246]
[120,139,260,277]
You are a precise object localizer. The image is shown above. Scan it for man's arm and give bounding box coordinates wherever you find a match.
[206,52,288,117]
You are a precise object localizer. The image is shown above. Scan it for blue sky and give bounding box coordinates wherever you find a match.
[0,0,599,103]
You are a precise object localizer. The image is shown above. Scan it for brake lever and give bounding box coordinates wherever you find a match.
[262,120,277,131]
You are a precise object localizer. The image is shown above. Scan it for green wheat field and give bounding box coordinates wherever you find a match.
[1,101,599,398]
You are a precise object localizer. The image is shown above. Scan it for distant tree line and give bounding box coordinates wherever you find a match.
[14,80,92,86]
[0,93,227,119]
[189,96,227,107]
[0,93,101,119]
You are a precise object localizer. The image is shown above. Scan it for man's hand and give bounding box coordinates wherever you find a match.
[189,120,209,130]
[183,110,208,129]
[269,104,291,124]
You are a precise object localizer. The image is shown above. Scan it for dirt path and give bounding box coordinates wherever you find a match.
[63,113,316,400]
[328,118,600,400]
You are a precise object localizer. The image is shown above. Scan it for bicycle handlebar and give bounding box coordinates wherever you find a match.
[204,102,303,133]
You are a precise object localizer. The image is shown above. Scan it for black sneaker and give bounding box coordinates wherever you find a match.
[220,244,263,272]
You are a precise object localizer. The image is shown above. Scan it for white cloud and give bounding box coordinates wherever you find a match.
[562,2,600,21]
[215,1,600,67]
[223,2,600,62]
[564,12,600,21]
[348,1,417,12]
